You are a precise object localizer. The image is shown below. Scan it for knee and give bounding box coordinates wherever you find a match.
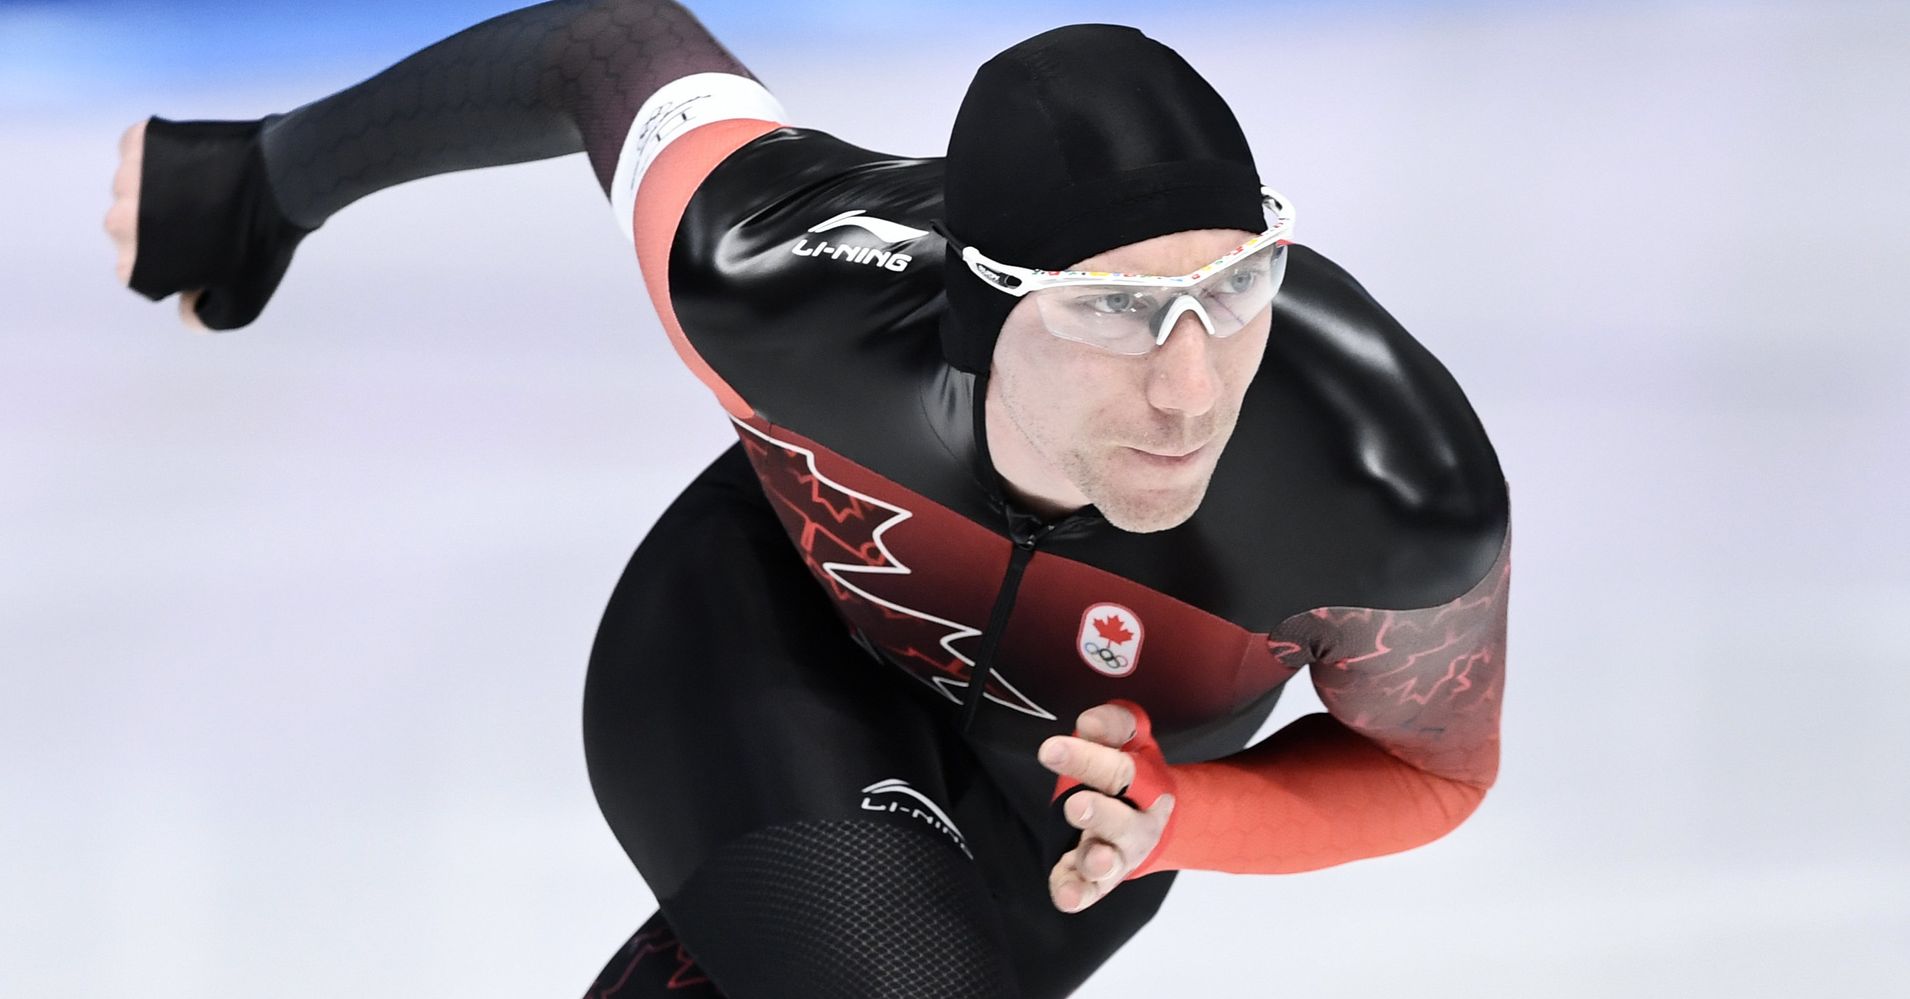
[661,818,1019,998]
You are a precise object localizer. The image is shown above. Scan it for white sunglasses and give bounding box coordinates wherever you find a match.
[939,187,1295,356]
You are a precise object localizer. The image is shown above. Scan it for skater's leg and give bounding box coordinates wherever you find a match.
[582,444,1017,997]
[583,909,722,997]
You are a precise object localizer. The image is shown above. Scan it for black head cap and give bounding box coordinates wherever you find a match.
[939,24,1264,373]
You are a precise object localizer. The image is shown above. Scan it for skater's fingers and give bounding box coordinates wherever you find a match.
[1038,734,1135,797]
[179,290,209,332]
[1048,846,1106,913]
[114,121,144,194]
[1078,838,1127,886]
[1062,790,1138,854]
[107,120,146,288]
[1072,702,1138,748]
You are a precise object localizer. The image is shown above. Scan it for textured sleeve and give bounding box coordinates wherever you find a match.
[254,0,769,229]
[1126,523,1511,877]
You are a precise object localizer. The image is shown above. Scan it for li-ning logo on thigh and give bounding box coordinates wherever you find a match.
[790,211,928,272]
[859,778,971,858]
[1078,603,1144,677]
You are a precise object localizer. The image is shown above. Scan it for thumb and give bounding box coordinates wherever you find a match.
[179,290,210,333]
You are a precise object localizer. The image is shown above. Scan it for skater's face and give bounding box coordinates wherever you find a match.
[986,227,1272,533]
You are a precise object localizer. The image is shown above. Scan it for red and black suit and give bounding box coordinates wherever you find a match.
[129,3,1510,993]
[582,111,1511,995]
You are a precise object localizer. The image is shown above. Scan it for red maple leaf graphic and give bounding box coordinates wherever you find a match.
[1092,614,1135,646]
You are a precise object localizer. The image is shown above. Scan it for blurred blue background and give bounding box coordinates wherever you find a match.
[4,1,1908,996]
[3,0,1589,111]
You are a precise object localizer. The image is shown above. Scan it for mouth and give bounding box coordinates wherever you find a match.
[1124,442,1208,467]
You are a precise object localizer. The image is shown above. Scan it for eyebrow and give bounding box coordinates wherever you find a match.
[1077,247,1241,276]
[1073,232,1261,276]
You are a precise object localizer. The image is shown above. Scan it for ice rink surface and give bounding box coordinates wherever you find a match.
[4,1,1908,995]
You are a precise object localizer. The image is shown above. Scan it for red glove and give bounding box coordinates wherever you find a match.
[1050,698,1180,880]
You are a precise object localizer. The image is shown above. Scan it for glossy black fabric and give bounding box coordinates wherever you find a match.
[664,125,1512,764]
[128,5,1509,992]
[582,445,1175,998]
[678,128,1505,618]
[940,24,1264,371]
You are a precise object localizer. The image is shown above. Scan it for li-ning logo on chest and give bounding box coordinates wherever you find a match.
[1078,603,1144,677]
[790,210,927,272]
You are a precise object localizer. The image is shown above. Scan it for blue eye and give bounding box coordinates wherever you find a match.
[1083,292,1144,315]
[1212,259,1277,296]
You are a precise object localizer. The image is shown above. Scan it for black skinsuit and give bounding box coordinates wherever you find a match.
[576,118,1507,997]
[125,3,1510,995]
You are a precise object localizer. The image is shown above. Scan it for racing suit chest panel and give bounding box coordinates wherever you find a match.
[735,417,1290,752]
[664,127,1509,751]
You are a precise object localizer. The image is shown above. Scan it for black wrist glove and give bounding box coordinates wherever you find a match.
[128,114,318,331]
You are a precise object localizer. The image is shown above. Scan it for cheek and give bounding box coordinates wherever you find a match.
[1220,320,1273,398]
[997,310,1172,452]
[1025,359,1112,445]
[1056,359,1142,444]
[1002,326,1127,434]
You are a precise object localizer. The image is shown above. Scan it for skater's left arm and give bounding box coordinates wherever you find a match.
[1042,526,1510,889]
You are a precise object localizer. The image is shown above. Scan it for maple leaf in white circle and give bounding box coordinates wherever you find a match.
[1092,614,1135,646]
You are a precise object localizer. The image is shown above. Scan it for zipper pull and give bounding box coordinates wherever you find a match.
[1012,518,1058,550]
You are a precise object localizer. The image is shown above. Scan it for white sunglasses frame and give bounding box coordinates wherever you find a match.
[952,186,1296,297]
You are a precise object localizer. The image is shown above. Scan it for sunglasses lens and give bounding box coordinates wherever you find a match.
[1030,241,1287,354]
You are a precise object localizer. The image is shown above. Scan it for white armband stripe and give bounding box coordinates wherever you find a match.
[610,72,788,245]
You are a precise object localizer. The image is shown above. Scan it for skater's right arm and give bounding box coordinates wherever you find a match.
[109,0,773,330]
[256,0,762,226]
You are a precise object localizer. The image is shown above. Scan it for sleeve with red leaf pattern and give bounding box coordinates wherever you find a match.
[1124,525,1511,878]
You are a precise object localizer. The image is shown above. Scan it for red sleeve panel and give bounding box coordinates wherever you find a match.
[1129,523,1511,877]
[631,117,780,420]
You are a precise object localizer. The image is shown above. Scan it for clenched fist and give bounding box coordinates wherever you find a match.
[104,120,208,330]
[103,114,317,332]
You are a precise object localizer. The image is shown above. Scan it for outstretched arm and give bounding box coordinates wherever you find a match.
[109,1,768,330]
[258,0,757,227]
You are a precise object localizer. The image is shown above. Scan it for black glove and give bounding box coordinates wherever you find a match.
[128,114,318,331]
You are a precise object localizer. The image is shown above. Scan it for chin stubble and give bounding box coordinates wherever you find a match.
[1000,366,1229,532]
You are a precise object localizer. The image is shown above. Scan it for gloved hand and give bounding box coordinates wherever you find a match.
[105,114,317,331]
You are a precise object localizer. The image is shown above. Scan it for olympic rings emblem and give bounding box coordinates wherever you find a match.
[1081,640,1130,673]
[1077,602,1143,677]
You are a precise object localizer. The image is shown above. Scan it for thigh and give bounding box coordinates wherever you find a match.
[949,745,1180,998]
[583,442,978,900]
[584,442,1176,996]
[585,443,1023,996]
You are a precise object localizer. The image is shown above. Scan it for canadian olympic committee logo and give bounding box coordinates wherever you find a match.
[1077,603,1144,677]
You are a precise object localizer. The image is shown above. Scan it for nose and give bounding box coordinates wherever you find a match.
[1144,308,1222,417]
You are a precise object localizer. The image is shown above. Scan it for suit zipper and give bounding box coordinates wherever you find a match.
[957,522,1055,735]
